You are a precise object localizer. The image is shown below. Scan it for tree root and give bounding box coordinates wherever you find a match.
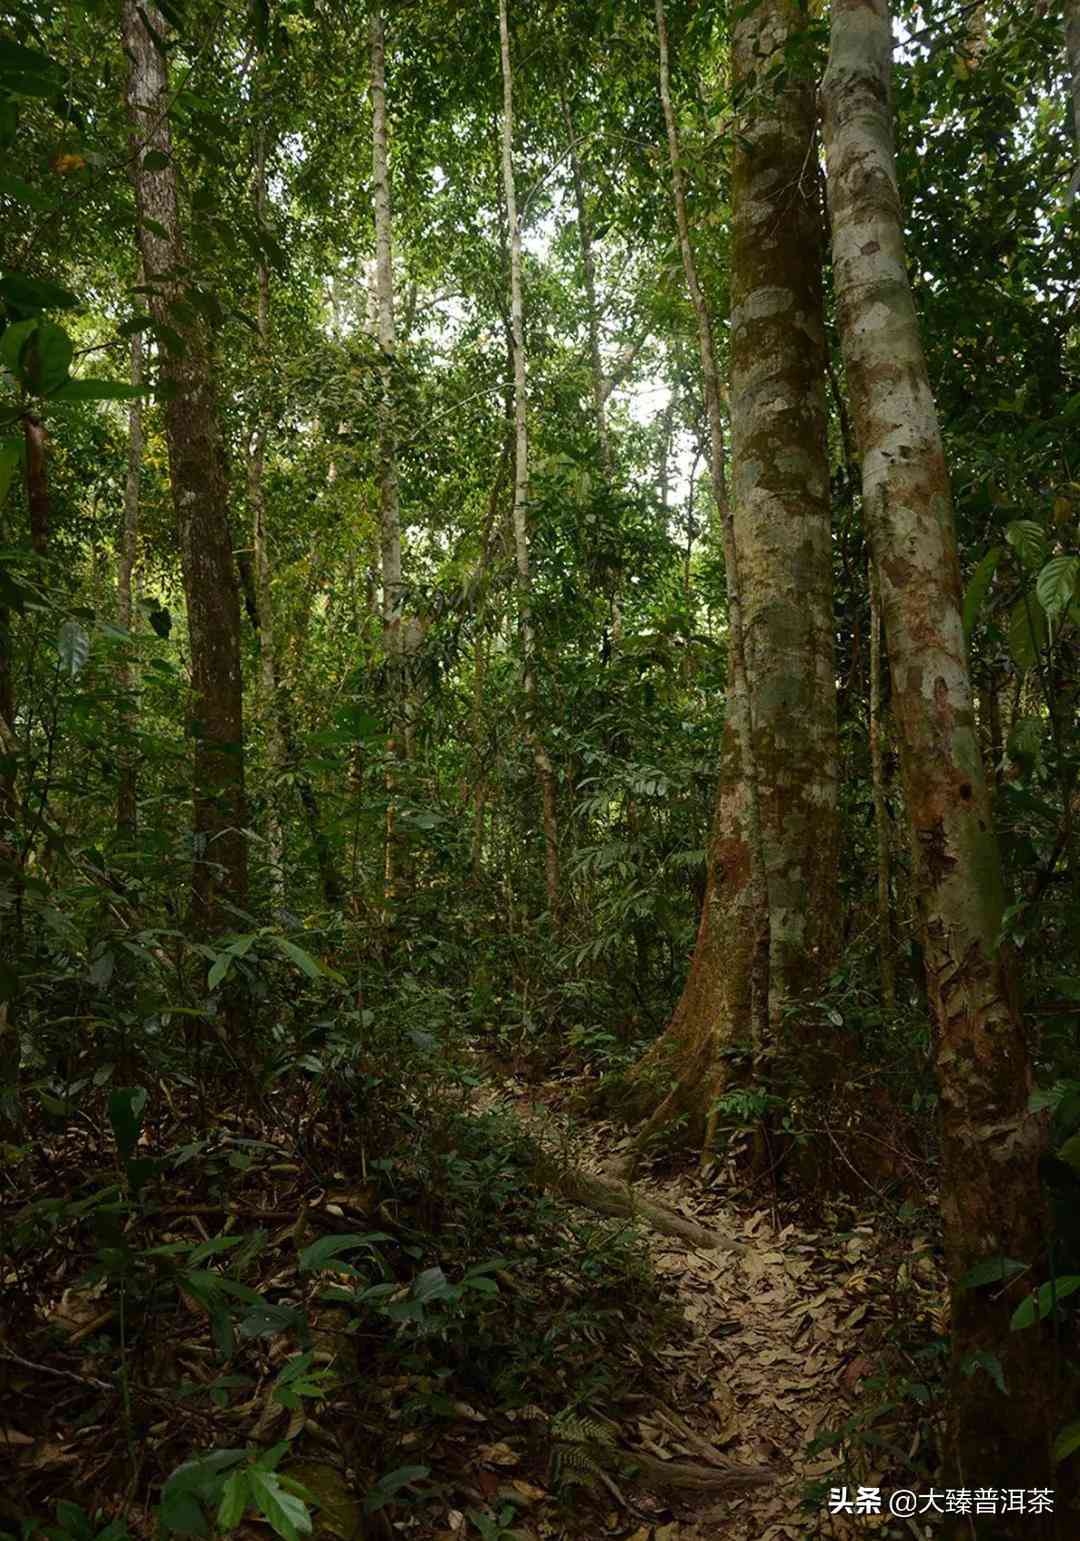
[541,1160,744,1252]
[624,1447,776,1492]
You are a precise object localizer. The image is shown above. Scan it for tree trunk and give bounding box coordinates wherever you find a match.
[869,558,895,1008]
[621,0,835,1152]
[561,91,612,478]
[1066,0,1080,201]
[657,0,766,1054]
[370,5,408,905]
[728,0,837,1020]
[499,0,560,915]
[249,124,286,904]
[116,327,142,843]
[122,0,247,933]
[823,1,1056,1516]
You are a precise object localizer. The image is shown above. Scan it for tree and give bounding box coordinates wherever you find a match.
[370,3,408,903]
[823,0,1057,1510]
[498,0,559,915]
[121,0,247,932]
[622,0,836,1154]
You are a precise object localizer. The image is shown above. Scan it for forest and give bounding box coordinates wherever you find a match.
[1,0,1079,1537]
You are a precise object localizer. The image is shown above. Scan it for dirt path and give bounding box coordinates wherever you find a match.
[491,1075,917,1541]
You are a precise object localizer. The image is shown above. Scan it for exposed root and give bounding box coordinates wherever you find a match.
[547,1162,744,1251]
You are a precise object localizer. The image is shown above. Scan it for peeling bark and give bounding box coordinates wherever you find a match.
[823,0,1056,1511]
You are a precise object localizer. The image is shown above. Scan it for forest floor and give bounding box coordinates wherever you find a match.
[2,1061,941,1541]
[480,1069,942,1541]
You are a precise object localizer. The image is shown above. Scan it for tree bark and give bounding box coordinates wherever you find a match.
[122,0,247,932]
[249,123,286,904]
[561,91,612,479]
[116,327,142,843]
[728,0,837,1018]
[370,5,408,905]
[869,557,895,1008]
[1066,0,1080,201]
[499,0,560,915]
[621,0,835,1151]
[823,0,1056,1516]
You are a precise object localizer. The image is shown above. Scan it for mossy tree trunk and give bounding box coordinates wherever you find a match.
[122,0,247,933]
[823,0,1056,1516]
[623,0,836,1150]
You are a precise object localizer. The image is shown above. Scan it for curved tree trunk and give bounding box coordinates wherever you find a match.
[499,0,560,916]
[621,0,836,1152]
[823,1,1056,1516]
[122,0,247,933]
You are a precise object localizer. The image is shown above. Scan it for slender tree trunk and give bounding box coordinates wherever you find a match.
[116,328,143,843]
[823,1,1056,1516]
[656,0,767,1052]
[23,416,48,557]
[370,5,408,904]
[249,125,286,903]
[499,0,560,915]
[561,91,612,478]
[869,557,895,1008]
[122,0,246,932]
[1066,0,1080,201]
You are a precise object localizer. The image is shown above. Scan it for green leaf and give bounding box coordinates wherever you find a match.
[298,1231,390,1270]
[0,271,79,313]
[272,936,323,979]
[216,1471,250,1531]
[1036,555,1079,621]
[247,1470,312,1541]
[1,317,38,376]
[51,377,145,402]
[958,1257,1026,1290]
[962,545,1001,641]
[0,175,55,210]
[207,954,232,991]
[364,1465,429,1515]
[1054,1418,1080,1465]
[108,1085,147,1162]
[960,1350,1007,1395]
[57,618,90,677]
[0,40,61,79]
[1056,1134,1080,1174]
[1005,519,1047,571]
[1010,1274,1080,1330]
[0,437,23,506]
[1008,595,1046,670]
[25,319,73,394]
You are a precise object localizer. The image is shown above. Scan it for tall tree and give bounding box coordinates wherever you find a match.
[121,0,247,931]
[370,4,408,902]
[499,0,560,914]
[116,326,142,843]
[823,0,1056,1511]
[1066,0,1080,200]
[622,0,836,1154]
